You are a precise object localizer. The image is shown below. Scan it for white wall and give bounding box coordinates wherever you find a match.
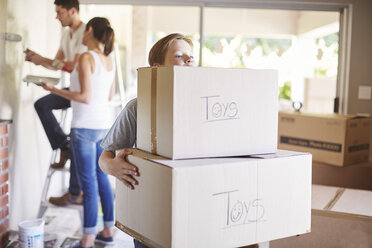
[1,0,62,229]
[297,11,339,35]
[203,8,299,37]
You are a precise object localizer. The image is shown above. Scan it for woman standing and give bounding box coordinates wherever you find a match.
[41,17,115,248]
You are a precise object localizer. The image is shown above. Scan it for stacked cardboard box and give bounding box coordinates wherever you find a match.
[137,66,278,159]
[116,66,312,248]
[278,111,371,166]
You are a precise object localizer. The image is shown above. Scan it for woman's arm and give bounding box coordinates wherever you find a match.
[41,52,93,103]
[99,149,139,189]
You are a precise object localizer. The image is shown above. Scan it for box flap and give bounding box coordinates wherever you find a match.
[312,184,343,210]
[248,149,309,159]
[150,150,310,169]
[331,188,372,217]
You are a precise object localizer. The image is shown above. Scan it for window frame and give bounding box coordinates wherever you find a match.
[81,0,352,114]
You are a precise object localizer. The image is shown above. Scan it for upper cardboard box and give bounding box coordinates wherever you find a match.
[137,66,278,159]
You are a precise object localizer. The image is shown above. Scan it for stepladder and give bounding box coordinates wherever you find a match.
[37,109,71,218]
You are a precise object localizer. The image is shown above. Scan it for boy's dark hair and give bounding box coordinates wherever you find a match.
[54,0,80,12]
[86,17,115,56]
[148,33,193,66]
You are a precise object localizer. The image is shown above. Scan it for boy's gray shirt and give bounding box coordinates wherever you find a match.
[100,98,137,153]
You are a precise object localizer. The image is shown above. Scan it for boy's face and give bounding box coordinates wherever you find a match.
[55,5,74,27]
[163,39,195,66]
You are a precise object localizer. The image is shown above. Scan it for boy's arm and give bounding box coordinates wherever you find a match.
[99,149,139,190]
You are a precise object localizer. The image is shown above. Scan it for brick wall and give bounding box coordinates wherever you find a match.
[0,123,10,247]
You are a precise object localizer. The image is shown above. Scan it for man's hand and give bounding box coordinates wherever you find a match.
[24,49,43,65]
[24,49,35,61]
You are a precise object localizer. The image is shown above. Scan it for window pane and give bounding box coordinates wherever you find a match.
[203,7,339,113]
[149,6,200,65]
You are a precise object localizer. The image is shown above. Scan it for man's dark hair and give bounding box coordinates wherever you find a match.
[54,0,80,12]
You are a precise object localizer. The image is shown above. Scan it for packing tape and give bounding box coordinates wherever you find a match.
[151,67,157,154]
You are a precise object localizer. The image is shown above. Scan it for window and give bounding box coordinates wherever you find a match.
[80,1,350,114]
[203,7,340,113]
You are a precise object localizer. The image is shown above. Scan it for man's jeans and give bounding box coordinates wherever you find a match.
[34,92,81,196]
[70,128,114,234]
[34,92,70,150]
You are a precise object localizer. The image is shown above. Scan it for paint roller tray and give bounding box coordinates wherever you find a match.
[23,75,60,86]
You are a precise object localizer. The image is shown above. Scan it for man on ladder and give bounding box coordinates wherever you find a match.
[24,0,85,206]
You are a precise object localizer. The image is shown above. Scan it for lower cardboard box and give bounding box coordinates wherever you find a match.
[115,149,312,248]
[271,185,372,248]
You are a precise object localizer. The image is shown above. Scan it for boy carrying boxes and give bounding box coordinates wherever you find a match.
[99,33,312,248]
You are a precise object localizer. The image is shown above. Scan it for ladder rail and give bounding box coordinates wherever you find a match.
[37,109,69,218]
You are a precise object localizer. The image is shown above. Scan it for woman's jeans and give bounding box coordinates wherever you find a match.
[70,128,114,234]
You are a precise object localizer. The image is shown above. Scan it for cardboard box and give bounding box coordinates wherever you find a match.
[115,149,312,248]
[271,185,372,248]
[137,66,278,159]
[312,161,372,190]
[278,111,371,166]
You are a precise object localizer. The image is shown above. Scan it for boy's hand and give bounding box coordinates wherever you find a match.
[114,149,139,190]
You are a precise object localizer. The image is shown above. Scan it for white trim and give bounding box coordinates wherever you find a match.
[80,0,349,11]
[199,5,204,67]
[337,4,352,114]
[343,5,352,114]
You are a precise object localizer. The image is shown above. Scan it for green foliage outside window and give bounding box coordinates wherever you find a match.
[279,81,291,100]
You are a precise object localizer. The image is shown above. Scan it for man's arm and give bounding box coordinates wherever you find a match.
[24,48,79,72]
[99,149,139,190]
[24,48,64,70]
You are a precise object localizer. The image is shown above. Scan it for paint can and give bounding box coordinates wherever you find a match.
[18,219,44,248]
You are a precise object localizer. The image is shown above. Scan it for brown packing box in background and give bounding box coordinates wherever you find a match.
[278,111,371,166]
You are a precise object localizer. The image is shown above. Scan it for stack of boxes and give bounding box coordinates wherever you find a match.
[115,66,312,248]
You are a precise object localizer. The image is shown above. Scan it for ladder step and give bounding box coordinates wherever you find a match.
[48,166,70,173]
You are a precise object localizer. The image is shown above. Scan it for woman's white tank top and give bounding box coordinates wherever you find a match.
[70,50,115,129]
